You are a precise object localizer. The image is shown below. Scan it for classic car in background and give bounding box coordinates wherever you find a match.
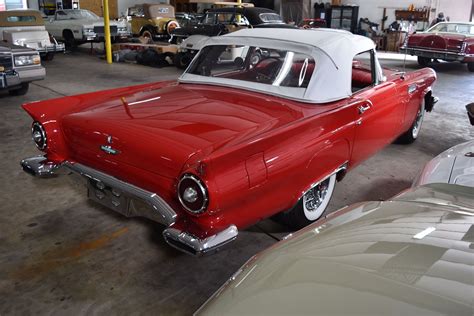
[400,22,474,71]
[1,42,45,96]
[172,7,294,68]
[195,102,474,315]
[20,29,437,255]
[128,4,179,39]
[0,10,64,61]
[45,9,130,48]
[171,7,292,41]
[175,12,202,28]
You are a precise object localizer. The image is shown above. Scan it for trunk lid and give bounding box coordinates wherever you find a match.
[409,33,467,52]
[61,84,304,178]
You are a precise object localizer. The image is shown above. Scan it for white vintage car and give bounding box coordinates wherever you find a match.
[413,103,474,188]
[0,10,65,60]
[45,9,130,47]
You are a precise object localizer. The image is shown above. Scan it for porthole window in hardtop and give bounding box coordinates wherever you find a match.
[187,45,315,88]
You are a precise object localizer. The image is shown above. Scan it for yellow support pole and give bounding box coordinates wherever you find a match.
[103,0,112,64]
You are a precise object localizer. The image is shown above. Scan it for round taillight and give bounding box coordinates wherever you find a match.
[178,174,208,214]
[31,122,47,150]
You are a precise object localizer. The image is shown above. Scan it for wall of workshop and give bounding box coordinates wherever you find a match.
[328,0,473,29]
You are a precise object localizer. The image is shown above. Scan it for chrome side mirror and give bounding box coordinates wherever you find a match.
[466,103,474,125]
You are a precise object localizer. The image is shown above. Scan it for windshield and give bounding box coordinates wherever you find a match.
[58,10,99,20]
[187,45,315,89]
[428,23,474,35]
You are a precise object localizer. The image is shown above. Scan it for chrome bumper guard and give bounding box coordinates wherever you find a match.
[163,225,238,256]
[21,156,62,177]
[20,156,177,226]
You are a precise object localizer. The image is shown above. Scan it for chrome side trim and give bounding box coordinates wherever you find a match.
[163,225,238,256]
[21,156,62,177]
[64,162,177,226]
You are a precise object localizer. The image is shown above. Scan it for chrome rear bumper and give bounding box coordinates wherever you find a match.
[21,156,177,226]
[400,46,466,61]
[20,156,239,255]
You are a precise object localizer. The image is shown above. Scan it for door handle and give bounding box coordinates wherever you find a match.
[358,104,371,114]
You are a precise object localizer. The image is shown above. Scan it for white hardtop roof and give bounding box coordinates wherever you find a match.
[179,28,380,103]
[223,28,376,65]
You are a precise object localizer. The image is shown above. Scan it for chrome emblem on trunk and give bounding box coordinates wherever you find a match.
[100,135,121,155]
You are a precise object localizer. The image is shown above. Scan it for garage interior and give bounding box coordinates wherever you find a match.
[0,0,473,314]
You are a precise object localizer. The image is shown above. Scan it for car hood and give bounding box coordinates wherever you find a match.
[414,140,474,187]
[61,83,304,179]
[197,184,474,315]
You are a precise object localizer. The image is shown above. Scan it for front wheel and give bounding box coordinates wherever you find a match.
[417,56,431,67]
[396,102,425,144]
[467,62,474,72]
[279,174,336,230]
[140,28,156,42]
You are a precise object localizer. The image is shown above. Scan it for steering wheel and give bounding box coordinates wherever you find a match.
[254,57,281,83]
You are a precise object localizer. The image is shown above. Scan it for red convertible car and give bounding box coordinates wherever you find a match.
[400,22,474,71]
[21,29,437,255]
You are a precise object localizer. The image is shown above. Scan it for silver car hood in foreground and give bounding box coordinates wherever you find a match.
[414,140,474,187]
[197,184,474,315]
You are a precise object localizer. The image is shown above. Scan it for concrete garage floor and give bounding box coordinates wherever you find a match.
[0,51,473,315]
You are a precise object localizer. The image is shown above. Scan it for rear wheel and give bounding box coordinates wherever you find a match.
[279,174,336,230]
[397,102,425,144]
[9,83,29,96]
[417,56,431,67]
[467,62,474,72]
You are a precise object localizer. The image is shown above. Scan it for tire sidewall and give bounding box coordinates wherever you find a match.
[302,174,336,221]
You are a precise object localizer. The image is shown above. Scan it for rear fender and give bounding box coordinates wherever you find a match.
[22,81,175,161]
[22,81,175,121]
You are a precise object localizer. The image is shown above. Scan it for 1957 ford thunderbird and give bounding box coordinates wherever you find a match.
[20,29,437,255]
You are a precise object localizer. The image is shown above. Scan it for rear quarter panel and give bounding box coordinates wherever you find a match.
[190,100,357,234]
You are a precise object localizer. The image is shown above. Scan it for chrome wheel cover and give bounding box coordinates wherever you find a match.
[412,104,425,139]
[303,174,336,221]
